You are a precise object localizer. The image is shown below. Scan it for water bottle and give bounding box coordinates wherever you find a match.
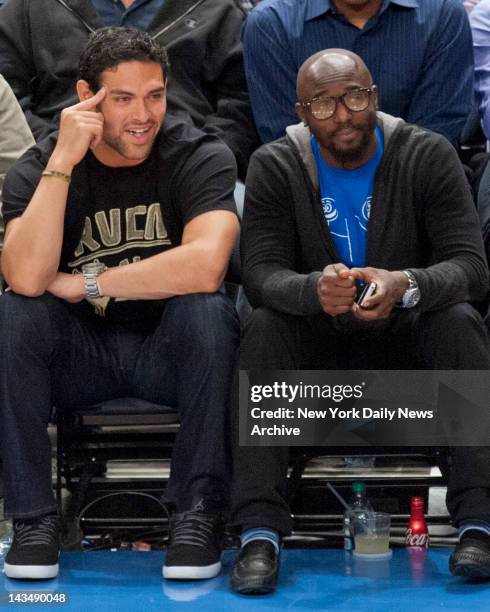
[343,482,374,551]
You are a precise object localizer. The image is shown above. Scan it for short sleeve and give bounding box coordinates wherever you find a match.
[172,139,238,226]
[2,147,45,226]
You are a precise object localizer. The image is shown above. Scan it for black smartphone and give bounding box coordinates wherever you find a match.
[356,282,377,307]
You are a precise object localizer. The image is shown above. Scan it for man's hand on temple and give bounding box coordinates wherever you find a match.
[349,267,408,320]
[317,263,357,316]
[46,272,85,303]
[49,88,106,173]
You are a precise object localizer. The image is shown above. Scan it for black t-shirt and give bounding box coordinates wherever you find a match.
[3,112,238,322]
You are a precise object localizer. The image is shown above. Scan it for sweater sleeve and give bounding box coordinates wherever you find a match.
[410,134,489,311]
[241,145,323,316]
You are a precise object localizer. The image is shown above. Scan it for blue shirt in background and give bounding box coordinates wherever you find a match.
[242,0,473,144]
[311,126,384,268]
[470,0,490,140]
[91,0,164,30]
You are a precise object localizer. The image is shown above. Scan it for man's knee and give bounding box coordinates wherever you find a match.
[423,302,486,336]
[0,291,57,340]
[243,307,293,339]
[418,302,490,368]
[240,307,308,370]
[163,292,239,356]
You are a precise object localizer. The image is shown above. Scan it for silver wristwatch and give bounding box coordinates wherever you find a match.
[82,262,107,299]
[400,270,420,308]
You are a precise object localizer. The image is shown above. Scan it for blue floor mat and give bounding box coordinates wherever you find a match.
[1,548,489,611]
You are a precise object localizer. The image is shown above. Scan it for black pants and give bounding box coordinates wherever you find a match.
[0,291,239,518]
[230,304,490,534]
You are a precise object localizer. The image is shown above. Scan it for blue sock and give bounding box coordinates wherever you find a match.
[459,521,490,540]
[241,527,280,554]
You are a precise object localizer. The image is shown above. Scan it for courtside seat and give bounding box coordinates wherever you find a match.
[55,398,179,520]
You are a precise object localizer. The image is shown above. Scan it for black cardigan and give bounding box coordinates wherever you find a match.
[241,114,488,316]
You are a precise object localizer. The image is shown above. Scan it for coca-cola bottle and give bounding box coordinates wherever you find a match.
[405,496,429,548]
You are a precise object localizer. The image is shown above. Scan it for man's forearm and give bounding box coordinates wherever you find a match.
[243,265,323,316]
[94,209,239,300]
[409,258,488,312]
[98,238,232,300]
[2,153,72,295]
[3,88,107,296]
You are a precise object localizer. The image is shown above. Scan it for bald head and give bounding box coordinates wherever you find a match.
[294,49,378,169]
[297,49,372,101]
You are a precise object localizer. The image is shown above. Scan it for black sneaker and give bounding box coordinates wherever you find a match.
[4,514,60,580]
[163,499,222,580]
[449,530,490,579]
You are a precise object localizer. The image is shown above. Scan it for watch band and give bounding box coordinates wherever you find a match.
[401,270,420,308]
[83,274,102,299]
[82,262,107,299]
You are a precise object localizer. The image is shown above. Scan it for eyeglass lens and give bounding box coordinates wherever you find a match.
[310,89,370,119]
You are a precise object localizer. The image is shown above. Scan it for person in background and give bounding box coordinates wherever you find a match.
[0,0,258,180]
[470,0,490,142]
[242,0,474,145]
[470,0,490,329]
[465,0,482,14]
[0,75,34,276]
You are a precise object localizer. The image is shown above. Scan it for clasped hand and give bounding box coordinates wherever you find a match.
[47,272,85,303]
[316,263,408,321]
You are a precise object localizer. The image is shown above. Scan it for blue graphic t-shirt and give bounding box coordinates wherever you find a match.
[311,127,383,268]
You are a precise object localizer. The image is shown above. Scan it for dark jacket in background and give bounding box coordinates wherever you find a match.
[0,0,259,178]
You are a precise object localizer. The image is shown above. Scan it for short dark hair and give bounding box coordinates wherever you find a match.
[79,27,170,92]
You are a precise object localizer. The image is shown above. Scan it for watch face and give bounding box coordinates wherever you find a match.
[403,287,421,308]
[82,262,106,274]
[401,271,420,308]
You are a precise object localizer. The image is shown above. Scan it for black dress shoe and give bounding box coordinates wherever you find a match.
[449,530,490,579]
[230,540,279,595]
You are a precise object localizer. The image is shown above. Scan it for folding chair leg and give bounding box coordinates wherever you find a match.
[288,453,311,504]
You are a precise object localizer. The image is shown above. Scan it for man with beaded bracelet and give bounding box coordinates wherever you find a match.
[0,27,239,581]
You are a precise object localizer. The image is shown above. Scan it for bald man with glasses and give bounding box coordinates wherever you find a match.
[229,49,490,594]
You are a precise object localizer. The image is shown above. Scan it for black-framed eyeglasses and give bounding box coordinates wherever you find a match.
[299,85,377,120]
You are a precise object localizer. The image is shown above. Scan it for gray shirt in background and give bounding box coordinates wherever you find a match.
[0,74,34,254]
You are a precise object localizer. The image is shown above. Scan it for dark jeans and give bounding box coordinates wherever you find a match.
[230,304,490,534]
[0,291,239,518]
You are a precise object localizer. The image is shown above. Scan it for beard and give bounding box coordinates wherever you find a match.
[101,121,158,162]
[327,113,377,166]
[102,133,154,161]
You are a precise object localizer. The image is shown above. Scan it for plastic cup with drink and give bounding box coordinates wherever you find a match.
[352,512,392,560]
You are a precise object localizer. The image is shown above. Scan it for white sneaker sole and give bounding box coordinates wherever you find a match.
[163,560,221,580]
[4,562,59,580]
